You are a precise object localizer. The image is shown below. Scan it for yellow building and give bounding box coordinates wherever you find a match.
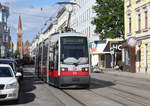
[124,0,150,73]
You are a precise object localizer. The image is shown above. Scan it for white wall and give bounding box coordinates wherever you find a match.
[70,0,96,38]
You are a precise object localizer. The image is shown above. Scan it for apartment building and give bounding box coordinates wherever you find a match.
[124,0,150,73]
[30,7,68,58]
[0,4,12,58]
[70,0,96,39]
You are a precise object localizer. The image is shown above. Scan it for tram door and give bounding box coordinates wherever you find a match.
[49,42,58,84]
[49,48,54,84]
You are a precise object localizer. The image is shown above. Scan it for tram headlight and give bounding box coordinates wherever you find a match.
[61,67,68,72]
[82,67,89,72]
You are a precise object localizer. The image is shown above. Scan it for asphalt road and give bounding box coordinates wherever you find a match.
[1,66,150,106]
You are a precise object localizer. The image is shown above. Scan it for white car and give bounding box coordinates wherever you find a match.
[0,64,21,102]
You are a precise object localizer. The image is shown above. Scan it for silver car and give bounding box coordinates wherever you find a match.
[0,64,21,102]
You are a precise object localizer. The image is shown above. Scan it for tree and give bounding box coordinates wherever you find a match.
[14,50,20,58]
[92,0,124,39]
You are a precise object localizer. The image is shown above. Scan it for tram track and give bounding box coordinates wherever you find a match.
[109,87,150,106]
[93,74,150,91]
[46,73,150,106]
[87,89,127,106]
[59,82,150,106]
[59,77,150,106]
[91,78,150,106]
[61,90,87,106]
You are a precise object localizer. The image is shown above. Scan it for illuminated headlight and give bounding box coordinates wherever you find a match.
[82,67,89,72]
[61,67,68,72]
[6,82,18,89]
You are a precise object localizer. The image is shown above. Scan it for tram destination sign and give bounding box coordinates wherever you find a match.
[63,38,84,44]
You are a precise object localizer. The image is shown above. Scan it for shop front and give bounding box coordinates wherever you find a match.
[89,39,123,69]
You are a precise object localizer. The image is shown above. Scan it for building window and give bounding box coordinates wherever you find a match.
[138,14,141,31]
[144,44,148,72]
[89,27,91,38]
[129,17,132,33]
[127,0,131,7]
[136,0,141,3]
[145,11,148,29]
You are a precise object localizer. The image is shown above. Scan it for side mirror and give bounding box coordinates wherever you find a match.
[16,72,22,77]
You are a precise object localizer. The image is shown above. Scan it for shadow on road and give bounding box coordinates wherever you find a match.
[0,71,43,105]
[61,78,115,90]
[90,78,115,89]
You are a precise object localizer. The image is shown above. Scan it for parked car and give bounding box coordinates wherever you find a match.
[0,59,23,81]
[0,64,21,102]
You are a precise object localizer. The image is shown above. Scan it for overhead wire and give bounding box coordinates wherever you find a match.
[11,11,50,19]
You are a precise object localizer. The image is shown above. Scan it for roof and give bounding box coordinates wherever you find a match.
[0,59,15,64]
[0,59,15,62]
[0,64,11,67]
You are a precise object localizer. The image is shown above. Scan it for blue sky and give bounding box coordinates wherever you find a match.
[0,0,68,49]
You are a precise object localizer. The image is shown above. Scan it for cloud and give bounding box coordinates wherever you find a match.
[6,2,60,48]
[0,0,68,50]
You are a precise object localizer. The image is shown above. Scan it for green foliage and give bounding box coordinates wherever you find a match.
[14,50,20,58]
[92,0,124,39]
[117,60,123,70]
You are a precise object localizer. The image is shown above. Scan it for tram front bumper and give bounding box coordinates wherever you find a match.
[59,76,90,86]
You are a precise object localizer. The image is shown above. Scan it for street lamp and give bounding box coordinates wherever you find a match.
[127,37,137,47]
[57,2,80,31]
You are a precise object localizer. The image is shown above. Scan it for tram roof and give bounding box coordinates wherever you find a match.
[49,32,87,43]
[51,32,87,38]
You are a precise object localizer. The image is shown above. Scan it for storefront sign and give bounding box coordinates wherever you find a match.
[110,43,122,52]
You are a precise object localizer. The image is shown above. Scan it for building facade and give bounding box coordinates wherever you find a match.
[70,0,96,39]
[124,0,150,73]
[30,7,68,58]
[30,36,39,58]
[0,4,12,58]
[24,40,30,56]
[69,0,101,67]
[31,0,123,69]
[69,0,124,68]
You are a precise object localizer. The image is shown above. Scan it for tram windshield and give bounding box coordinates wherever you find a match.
[61,36,88,65]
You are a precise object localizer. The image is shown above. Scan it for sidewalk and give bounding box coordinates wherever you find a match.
[103,69,150,80]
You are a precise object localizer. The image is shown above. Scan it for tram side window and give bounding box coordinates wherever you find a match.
[49,46,54,70]
[43,45,48,66]
[49,42,58,70]
[49,61,54,70]
[54,43,58,70]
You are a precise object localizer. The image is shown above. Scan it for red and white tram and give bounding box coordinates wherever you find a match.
[35,32,90,88]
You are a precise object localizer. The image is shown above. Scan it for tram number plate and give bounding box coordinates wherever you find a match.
[73,67,79,71]
[72,78,80,82]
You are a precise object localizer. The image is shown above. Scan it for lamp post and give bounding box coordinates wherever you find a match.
[126,37,137,73]
[110,48,115,68]
[127,37,137,47]
[57,2,80,31]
